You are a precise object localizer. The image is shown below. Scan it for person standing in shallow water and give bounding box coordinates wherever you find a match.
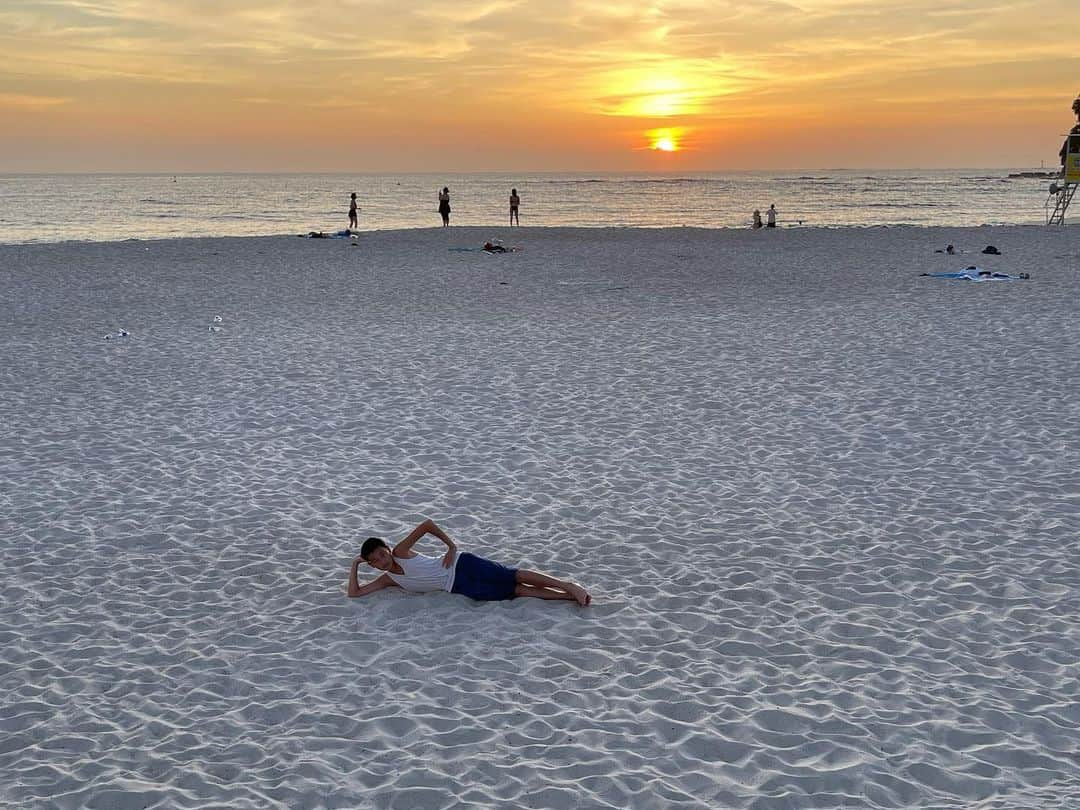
[766,204,778,228]
[348,192,358,230]
[438,187,451,227]
[509,188,520,226]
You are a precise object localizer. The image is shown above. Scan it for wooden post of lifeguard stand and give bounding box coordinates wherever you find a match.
[1047,132,1080,225]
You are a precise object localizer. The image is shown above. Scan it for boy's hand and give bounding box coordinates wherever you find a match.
[442,546,457,568]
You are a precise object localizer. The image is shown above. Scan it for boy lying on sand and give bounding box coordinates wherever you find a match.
[347,519,591,606]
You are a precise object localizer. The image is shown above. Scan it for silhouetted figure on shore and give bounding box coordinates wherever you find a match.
[510,188,520,226]
[438,187,451,227]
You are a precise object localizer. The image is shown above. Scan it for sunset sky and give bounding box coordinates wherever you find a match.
[3,0,1078,172]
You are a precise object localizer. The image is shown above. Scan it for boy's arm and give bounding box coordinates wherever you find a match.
[392,518,456,560]
[347,561,398,598]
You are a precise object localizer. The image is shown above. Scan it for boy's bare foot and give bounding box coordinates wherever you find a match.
[567,583,592,606]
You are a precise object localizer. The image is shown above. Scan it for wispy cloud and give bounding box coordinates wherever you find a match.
[0,92,71,108]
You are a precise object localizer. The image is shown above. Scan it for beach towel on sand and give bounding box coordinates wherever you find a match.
[449,245,523,254]
[921,267,1028,282]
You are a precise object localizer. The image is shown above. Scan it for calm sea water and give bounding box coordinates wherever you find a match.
[0,170,1059,245]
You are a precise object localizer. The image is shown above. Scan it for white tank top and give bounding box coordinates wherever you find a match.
[386,552,458,593]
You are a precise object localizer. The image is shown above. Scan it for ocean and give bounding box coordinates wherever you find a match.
[0,169,1060,245]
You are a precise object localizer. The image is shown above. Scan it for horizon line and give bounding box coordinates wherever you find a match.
[0,165,1056,177]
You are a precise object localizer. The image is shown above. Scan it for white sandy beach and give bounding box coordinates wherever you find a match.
[1,224,1079,809]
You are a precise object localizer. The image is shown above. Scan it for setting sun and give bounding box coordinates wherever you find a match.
[647,127,684,153]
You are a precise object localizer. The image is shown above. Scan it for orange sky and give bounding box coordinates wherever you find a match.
[2,0,1078,171]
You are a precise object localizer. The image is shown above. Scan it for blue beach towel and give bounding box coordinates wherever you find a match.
[921,267,1028,282]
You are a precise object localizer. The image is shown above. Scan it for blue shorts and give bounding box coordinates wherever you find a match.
[451,553,518,601]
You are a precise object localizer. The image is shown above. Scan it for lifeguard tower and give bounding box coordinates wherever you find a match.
[1047,97,1080,225]
[1047,134,1080,224]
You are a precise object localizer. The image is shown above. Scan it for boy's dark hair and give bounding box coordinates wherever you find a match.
[360,537,388,560]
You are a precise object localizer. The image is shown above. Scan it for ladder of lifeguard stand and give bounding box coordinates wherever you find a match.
[1047,182,1076,225]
